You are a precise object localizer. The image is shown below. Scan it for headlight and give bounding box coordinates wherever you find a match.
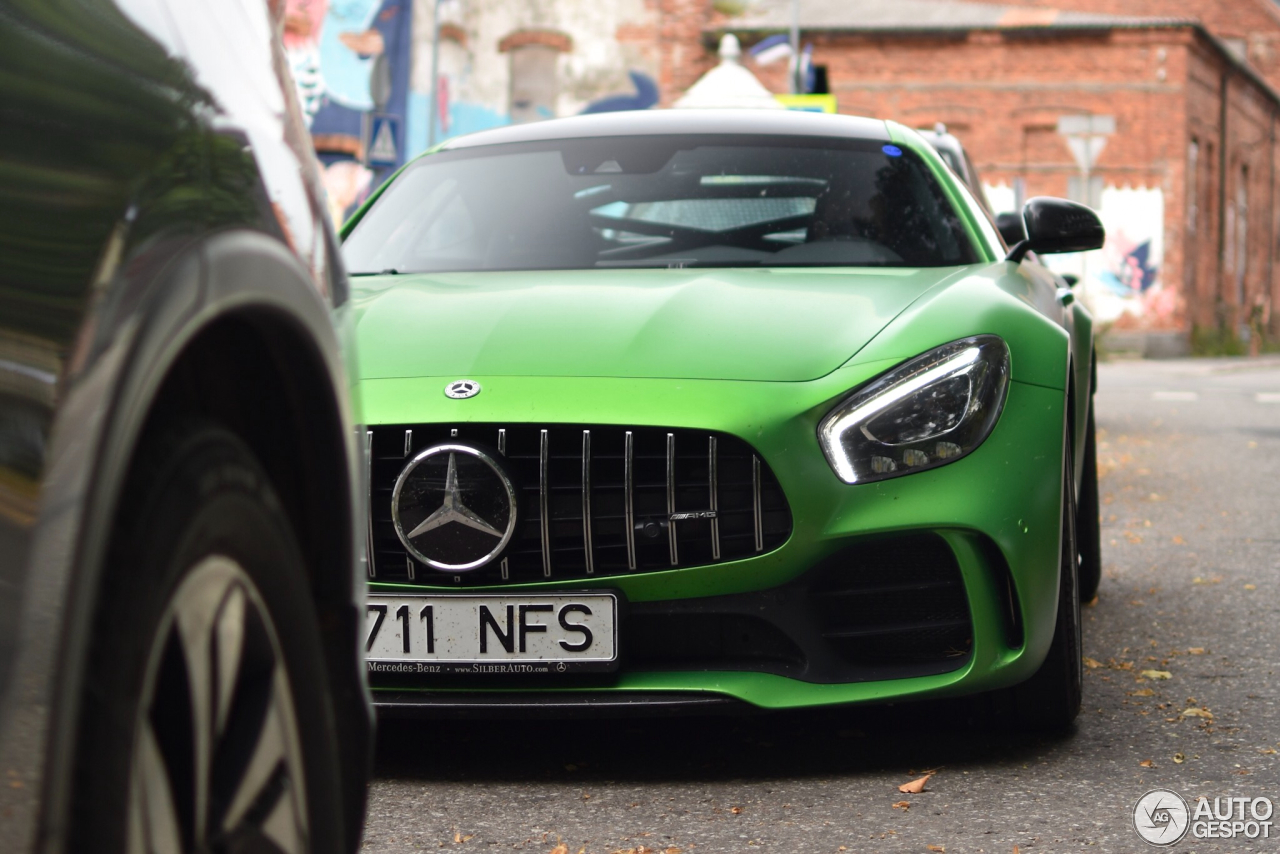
[818,335,1010,484]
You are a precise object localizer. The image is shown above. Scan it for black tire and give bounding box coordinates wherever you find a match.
[1008,438,1083,732]
[70,423,348,854]
[1076,398,1102,601]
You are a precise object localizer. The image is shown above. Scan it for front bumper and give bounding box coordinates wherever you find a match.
[361,365,1066,712]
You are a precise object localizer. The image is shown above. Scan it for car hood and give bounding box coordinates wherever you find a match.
[351,266,976,382]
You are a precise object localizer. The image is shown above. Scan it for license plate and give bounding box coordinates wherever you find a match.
[365,592,618,675]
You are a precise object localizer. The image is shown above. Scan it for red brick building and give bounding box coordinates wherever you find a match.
[658,0,1280,351]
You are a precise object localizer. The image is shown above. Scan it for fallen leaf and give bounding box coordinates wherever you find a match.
[1086,595,1099,607]
[898,773,932,794]
[1083,656,1105,669]
[1173,752,1186,764]
[1172,536,1185,545]
[1130,688,1155,697]
[729,806,742,815]
[1245,584,1257,590]
[548,846,568,854]
[1139,759,1154,767]
[927,847,945,852]
[1187,648,1206,655]
[1182,708,1214,720]
[1193,576,1222,585]
[1260,748,1277,755]
[892,800,911,810]
[664,848,681,854]
[1141,670,1172,680]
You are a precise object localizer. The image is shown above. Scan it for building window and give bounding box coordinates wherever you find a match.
[498,30,572,125]
[1187,138,1198,234]
[1235,164,1248,304]
[509,44,559,124]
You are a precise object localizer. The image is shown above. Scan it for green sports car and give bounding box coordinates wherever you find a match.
[343,110,1104,729]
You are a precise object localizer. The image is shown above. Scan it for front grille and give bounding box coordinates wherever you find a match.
[367,424,792,585]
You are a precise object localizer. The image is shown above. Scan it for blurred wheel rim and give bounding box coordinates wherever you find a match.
[126,555,308,854]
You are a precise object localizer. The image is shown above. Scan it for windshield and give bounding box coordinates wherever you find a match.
[343,134,981,273]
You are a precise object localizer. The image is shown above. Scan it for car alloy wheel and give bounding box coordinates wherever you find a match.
[126,555,308,854]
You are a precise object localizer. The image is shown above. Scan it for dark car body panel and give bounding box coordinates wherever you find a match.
[0,1,371,850]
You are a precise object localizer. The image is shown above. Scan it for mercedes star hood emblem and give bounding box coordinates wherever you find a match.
[445,380,481,399]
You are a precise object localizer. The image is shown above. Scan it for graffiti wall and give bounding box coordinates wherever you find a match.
[986,182,1167,326]
[404,0,662,160]
[284,0,414,224]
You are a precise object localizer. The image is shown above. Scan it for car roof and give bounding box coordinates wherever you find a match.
[440,109,892,150]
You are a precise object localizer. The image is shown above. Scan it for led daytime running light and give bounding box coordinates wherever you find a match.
[818,336,1009,484]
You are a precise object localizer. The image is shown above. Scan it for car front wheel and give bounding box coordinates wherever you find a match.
[1076,398,1103,601]
[71,423,347,853]
[1007,435,1083,731]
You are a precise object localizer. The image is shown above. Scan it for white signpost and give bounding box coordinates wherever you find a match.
[1057,114,1114,207]
[1057,114,1115,294]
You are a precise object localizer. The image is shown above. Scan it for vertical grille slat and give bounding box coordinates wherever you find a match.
[582,429,594,575]
[624,431,637,571]
[666,432,678,566]
[752,455,764,553]
[369,424,790,585]
[365,429,376,579]
[709,436,721,562]
[540,428,552,578]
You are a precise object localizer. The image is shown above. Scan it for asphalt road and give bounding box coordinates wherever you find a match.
[363,356,1280,853]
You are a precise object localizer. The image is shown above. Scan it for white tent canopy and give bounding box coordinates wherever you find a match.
[674,34,785,110]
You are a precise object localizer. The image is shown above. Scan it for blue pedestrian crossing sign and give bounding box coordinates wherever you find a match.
[364,113,400,168]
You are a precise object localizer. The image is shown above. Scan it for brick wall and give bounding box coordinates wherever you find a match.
[731,22,1280,335]
[953,0,1280,95]
[655,0,719,106]
[1184,38,1280,333]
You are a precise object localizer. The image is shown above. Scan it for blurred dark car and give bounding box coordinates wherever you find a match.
[919,125,1035,249]
[0,1,371,852]
[917,123,994,215]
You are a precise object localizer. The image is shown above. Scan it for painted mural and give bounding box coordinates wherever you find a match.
[986,183,1169,326]
[284,0,413,224]
[402,2,667,162]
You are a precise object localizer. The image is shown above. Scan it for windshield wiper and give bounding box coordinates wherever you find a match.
[349,268,401,276]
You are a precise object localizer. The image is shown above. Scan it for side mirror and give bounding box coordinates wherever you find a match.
[995,211,1026,247]
[1006,197,1105,263]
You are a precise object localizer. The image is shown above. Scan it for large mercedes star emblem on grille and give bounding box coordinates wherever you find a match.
[391,443,518,572]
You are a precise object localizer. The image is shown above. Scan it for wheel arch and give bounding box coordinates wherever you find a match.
[42,230,370,853]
